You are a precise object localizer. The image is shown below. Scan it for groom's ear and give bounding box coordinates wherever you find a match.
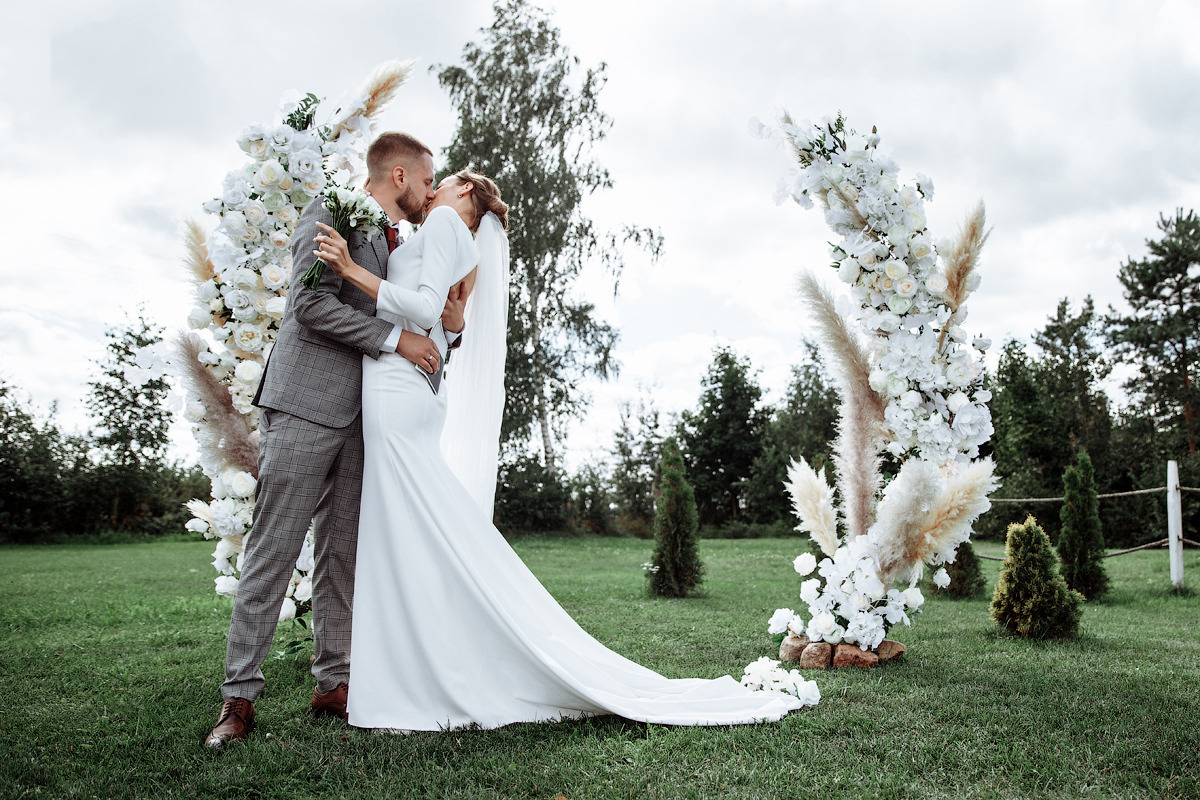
[392,164,406,188]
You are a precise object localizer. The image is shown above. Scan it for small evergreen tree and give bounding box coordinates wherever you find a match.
[990,516,1083,638]
[930,540,987,599]
[1057,449,1109,600]
[648,437,703,597]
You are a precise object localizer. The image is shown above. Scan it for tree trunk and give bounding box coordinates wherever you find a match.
[529,282,557,477]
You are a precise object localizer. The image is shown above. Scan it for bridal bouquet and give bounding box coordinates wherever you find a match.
[747,113,999,659]
[299,185,389,290]
[176,61,414,617]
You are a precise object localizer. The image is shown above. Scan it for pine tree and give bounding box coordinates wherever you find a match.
[990,516,1083,638]
[930,540,987,599]
[648,437,703,598]
[1058,450,1109,600]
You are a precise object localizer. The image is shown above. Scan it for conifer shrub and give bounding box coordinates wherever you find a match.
[929,540,987,599]
[990,516,1083,638]
[648,437,704,597]
[1057,449,1109,600]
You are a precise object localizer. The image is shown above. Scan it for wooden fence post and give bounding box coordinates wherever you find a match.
[1167,460,1183,589]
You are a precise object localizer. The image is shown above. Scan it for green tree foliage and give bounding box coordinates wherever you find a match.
[565,460,614,536]
[0,383,75,541]
[990,516,1083,639]
[648,437,703,597]
[929,540,987,600]
[1106,209,1200,455]
[744,340,839,524]
[609,397,665,537]
[1058,450,1109,600]
[984,299,1114,542]
[436,0,662,476]
[678,347,767,527]
[494,452,567,534]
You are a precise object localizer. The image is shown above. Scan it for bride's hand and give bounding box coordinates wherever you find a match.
[313,223,356,276]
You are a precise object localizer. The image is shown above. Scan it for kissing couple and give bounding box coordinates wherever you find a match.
[206,131,805,747]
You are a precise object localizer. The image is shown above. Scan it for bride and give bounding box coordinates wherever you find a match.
[314,169,806,731]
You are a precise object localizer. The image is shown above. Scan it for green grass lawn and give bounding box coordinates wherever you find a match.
[1,537,1196,799]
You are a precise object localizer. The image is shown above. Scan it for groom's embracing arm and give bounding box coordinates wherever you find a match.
[290,200,394,359]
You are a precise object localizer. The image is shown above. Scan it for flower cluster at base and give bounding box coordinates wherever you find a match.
[767,543,940,652]
[178,63,413,621]
[740,657,821,706]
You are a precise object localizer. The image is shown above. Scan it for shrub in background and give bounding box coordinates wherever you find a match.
[648,437,703,597]
[990,516,1083,638]
[1057,449,1109,600]
[495,453,567,534]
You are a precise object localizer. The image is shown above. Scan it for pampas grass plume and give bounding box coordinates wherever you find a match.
[872,459,943,584]
[175,332,259,478]
[328,59,416,140]
[183,219,215,284]
[917,459,999,566]
[942,201,990,312]
[785,458,839,557]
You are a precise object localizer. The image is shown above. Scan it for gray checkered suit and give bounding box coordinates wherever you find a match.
[222,198,393,701]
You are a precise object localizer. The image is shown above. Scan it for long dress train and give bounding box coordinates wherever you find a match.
[346,209,802,730]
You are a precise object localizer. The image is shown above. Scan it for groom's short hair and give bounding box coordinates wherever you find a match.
[367,132,433,177]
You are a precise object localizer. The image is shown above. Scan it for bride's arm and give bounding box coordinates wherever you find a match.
[374,208,463,330]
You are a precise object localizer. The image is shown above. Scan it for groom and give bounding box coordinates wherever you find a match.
[206,132,465,748]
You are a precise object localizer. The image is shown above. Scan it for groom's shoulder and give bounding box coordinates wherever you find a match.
[297,197,332,226]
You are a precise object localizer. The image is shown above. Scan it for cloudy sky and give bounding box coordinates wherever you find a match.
[3,0,1198,468]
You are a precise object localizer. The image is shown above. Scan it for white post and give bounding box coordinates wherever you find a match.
[1167,460,1183,589]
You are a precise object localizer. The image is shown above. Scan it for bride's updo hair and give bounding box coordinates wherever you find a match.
[454,169,509,233]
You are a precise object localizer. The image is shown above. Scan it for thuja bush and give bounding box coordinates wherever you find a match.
[990,516,1083,638]
[1058,449,1109,600]
[648,437,704,598]
[929,539,987,599]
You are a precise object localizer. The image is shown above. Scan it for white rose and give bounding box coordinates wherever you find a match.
[859,250,877,267]
[933,568,951,589]
[899,390,923,410]
[268,124,294,151]
[214,575,239,598]
[946,391,970,414]
[185,518,209,534]
[269,230,290,249]
[909,236,933,260]
[800,578,822,606]
[187,306,212,329]
[229,268,259,289]
[903,587,925,609]
[887,294,912,315]
[277,173,294,192]
[226,470,257,498]
[264,297,287,319]
[884,259,908,280]
[242,200,268,227]
[946,363,971,388]
[973,337,992,351]
[233,324,265,353]
[838,257,861,285]
[255,159,286,189]
[293,576,313,603]
[868,368,888,393]
[183,400,206,423]
[196,280,220,303]
[275,205,299,227]
[212,326,233,342]
[898,186,918,209]
[302,175,326,195]
[965,272,982,292]
[231,305,258,323]
[823,624,845,645]
[261,190,288,212]
[234,360,264,384]
[885,373,908,397]
[793,553,817,576]
[277,597,296,622]
[261,264,288,291]
[768,608,795,636]
[926,274,949,295]
[240,225,261,243]
[895,277,918,297]
[222,182,251,209]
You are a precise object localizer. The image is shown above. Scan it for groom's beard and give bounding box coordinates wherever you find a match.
[398,185,425,225]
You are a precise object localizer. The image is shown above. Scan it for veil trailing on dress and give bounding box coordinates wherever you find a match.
[441,211,510,519]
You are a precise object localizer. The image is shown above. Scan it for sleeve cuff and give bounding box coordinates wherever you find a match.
[382,324,403,354]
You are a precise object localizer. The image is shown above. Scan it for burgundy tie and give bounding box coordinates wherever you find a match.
[385,226,399,253]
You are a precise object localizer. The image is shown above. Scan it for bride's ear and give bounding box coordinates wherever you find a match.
[456,181,474,198]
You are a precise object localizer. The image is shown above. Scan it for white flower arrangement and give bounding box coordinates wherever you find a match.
[178,62,414,621]
[745,114,1000,667]
[740,657,821,706]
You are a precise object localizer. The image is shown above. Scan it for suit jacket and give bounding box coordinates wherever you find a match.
[253,198,393,428]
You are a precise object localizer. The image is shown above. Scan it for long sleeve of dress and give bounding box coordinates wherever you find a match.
[376,207,461,330]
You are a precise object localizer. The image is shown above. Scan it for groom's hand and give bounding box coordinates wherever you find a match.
[441,281,467,335]
[398,330,440,373]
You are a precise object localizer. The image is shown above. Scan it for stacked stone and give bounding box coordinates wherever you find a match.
[779,633,907,669]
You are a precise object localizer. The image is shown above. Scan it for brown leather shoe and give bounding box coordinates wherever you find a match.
[311,682,349,722]
[205,697,255,749]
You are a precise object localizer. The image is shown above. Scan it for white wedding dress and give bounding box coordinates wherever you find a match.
[347,207,803,731]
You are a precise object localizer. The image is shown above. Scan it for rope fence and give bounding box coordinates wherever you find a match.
[975,460,1195,587]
